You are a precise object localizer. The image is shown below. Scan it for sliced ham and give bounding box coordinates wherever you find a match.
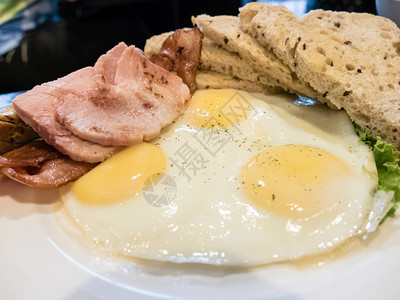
[0,140,96,187]
[94,42,128,84]
[150,28,203,94]
[12,41,193,164]
[55,46,190,146]
[12,69,121,163]
[5,40,199,187]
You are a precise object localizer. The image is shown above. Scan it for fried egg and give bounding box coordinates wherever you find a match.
[60,89,391,266]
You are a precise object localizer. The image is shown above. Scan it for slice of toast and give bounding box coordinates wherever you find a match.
[144,31,282,95]
[200,38,287,92]
[192,14,320,100]
[240,3,400,149]
[196,70,282,94]
[144,31,174,57]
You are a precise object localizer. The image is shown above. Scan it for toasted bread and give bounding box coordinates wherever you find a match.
[196,70,281,94]
[240,3,400,149]
[144,31,281,95]
[144,31,173,57]
[192,14,320,99]
[200,38,286,92]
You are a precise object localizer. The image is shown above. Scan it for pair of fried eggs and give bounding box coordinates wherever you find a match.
[60,89,391,266]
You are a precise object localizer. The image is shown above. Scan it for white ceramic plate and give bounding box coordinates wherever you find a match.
[2,93,400,299]
[1,177,400,300]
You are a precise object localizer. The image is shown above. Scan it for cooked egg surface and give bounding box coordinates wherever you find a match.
[241,144,352,220]
[72,143,166,205]
[60,89,383,266]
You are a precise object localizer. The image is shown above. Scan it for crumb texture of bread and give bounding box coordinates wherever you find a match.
[144,30,282,95]
[240,3,400,149]
[200,38,291,92]
[196,70,282,94]
[193,14,320,99]
[143,31,174,57]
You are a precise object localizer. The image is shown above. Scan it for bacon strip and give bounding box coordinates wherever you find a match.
[150,28,204,94]
[0,140,96,187]
[0,140,60,167]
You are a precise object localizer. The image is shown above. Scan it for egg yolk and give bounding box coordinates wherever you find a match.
[72,143,167,205]
[185,89,252,128]
[240,144,350,219]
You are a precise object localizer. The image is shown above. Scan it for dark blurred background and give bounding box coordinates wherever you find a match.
[0,0,378,93]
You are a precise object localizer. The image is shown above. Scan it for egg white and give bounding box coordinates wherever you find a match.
[60,89,388,266]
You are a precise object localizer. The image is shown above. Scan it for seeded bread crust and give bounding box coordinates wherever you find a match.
[192,14,321,100]
[240,3,400,149]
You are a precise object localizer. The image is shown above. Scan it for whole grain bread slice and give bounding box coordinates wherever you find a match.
[200,38,286,93]
[144,31,174,57]
[196,70,282,94]
[146,32,281,90]
[240,3,400,149]
[144,31,282,94]
[192,14,320,100]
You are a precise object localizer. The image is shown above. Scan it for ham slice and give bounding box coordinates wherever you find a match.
[150,28,203,94]
[12,41,192,163]
[94,42,128,84]
[6,40,198,187]
[55,46,190,146]
[0,140,96,187]
[12,69,121,163]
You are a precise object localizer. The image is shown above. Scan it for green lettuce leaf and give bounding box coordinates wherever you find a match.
[354,124,400,217]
